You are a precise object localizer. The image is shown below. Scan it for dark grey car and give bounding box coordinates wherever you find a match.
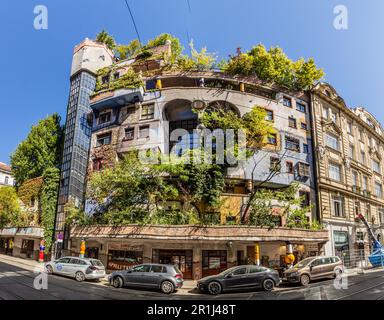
[197,265,281,295]
[108,263,184,294]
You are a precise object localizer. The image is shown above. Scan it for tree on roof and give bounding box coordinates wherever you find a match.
[95,30,116,50]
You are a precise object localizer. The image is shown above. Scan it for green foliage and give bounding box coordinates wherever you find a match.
[40,168,60,253]
[222,44,324,91]
[115,39,141,60]
[178,41,217,71]
[200,105,276,152]
[10,113,63,187]
[94,67,144,93]
[248,183,315,229]
[95,30,116,50]
[0,187,21,228]
[143,33,183,64]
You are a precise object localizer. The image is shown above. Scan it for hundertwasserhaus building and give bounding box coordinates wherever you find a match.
[52,37,384,279]
[54,39,331,280]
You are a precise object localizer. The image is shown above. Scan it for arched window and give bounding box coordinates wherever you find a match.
[4,176,9,185]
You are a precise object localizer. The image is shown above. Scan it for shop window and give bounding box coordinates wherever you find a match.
[21,239,34,258]
[202,250,227,277]
[107,250,143,270]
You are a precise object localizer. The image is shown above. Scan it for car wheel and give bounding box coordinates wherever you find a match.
[207,281,222,295]
[45,265,53,274]
[75,271,86,282]
[161,281,175,294]
[262,278,275,292]
[112,276,123,288]
[300,274,310,286]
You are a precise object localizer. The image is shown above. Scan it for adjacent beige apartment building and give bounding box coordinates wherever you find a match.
[311,83,384,266]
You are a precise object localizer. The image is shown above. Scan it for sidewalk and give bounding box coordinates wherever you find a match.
[0,253,43,271]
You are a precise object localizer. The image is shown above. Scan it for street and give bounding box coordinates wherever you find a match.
[1,259,384,300]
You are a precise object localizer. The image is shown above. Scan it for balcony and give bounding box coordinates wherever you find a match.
[90,87,144,112]
[71,225,329,243]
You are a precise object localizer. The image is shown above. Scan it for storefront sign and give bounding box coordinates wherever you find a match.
[108,243,143,251]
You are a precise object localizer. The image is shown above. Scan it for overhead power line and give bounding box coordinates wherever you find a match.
[124,0,143,48]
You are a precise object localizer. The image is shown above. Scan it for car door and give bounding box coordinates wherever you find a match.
[124,264,151,286]
[310,258,325,279]
[246,266,267,288]
[145,265,165,288]
[322,257,335,277]
[67,258,82,278]
[54,257,71,275]
[223,267,249,290]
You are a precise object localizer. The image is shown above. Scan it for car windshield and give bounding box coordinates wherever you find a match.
[294,257,315,269]
[90,259,104,267]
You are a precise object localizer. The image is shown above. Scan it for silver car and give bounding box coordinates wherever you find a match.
[45,256,106,282]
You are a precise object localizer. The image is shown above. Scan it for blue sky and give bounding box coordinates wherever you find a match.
[1,0,384,164]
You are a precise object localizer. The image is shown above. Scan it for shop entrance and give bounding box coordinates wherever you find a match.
[21,239,34,259]
[0,237,14,255]
[202,250,227,277]
[152,249,193,279]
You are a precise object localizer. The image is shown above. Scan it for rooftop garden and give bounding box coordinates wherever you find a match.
[93,30,325,94]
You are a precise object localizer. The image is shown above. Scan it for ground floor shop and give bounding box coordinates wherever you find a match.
[0,227,44,261]
[324,220,384,268]
[68,225,328,280]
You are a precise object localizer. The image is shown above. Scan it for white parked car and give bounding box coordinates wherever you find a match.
[45,256,106,282]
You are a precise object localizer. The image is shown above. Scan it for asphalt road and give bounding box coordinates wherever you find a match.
[1,261,384,300]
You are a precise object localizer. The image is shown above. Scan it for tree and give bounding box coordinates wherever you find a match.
[10,113,63,186]
[222,44,324,91]
[143,33,183,64]
[178,41,217,71]
[115,39,141,60]
[95,30,116,50]
[40,167,60,253]
[0,186,21,228]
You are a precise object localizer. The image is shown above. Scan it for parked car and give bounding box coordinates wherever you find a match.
[45,256,106,282]
[109,263,184,294]
[283,256,344,286]
[197,265,281,295]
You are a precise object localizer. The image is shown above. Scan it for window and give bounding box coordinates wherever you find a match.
[325,133,339,150]
[368,136,372,147]
[285,136,300,152]
[288,117,297,129]
[92,158,103,171]
[96,132,111,146]
[360,151,366,165]
[332,196,345,217]
[296,102,306,113]
[328,163,341,181]
[69,258,81,265]
[132,265,151,273]
[249,266,266,273]
[4,176,9,185]
[359,129,364,141]
[139,125,150,139]
[265,110,274,121]
[372,160,381,173]
[356,232,364,242]
[270,157,281,173]
[375,182,383,198]
[301,122,308,130]
[297,162,310,177]
[299,191,310,208]
[141,104,155,120]
[286,161,294,174]
[150,265,165,273]
[124,127,135,140]
[347,121,353,135]
[322,107,329,119]
[267,133,277,145]
[351,170,358,187]
[101,75,110,84]
[379,208,384,225]
[303,144,309,153]
[232,267,247,275]
[283,96,292,107]
[348,145,355,159]
[98,112,111,125]
[331,110,337,123]
[113,72,120,79]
